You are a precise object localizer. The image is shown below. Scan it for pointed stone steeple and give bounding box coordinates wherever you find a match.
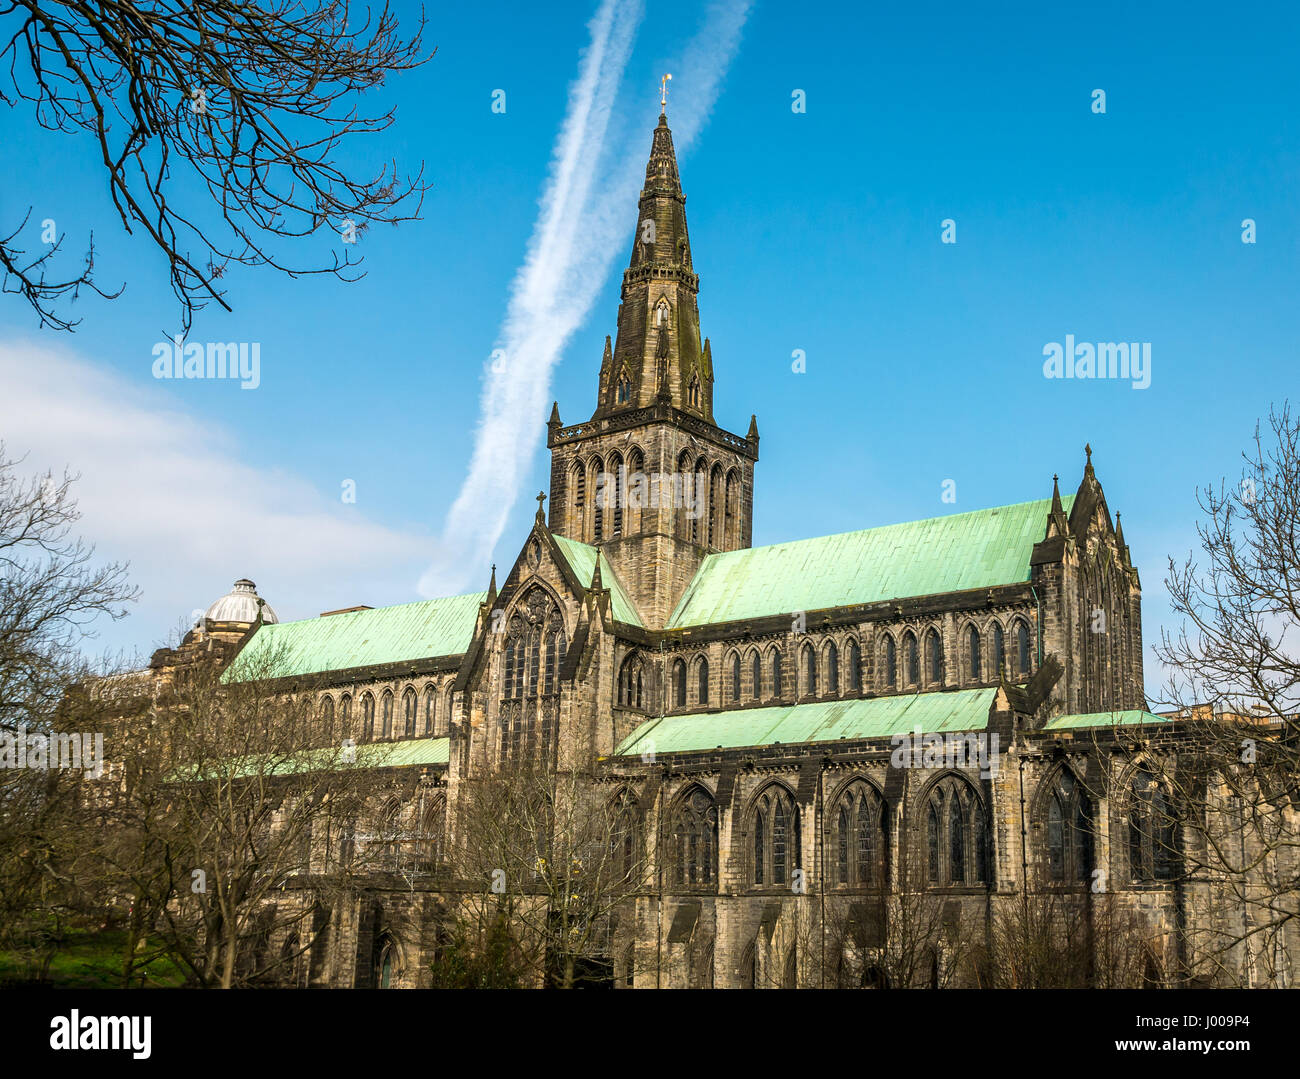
[595,113,710,421]
[1046,473,1070,539]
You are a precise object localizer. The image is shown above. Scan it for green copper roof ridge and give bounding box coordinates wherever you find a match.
[702,494,1075,566]
[267,590,488,628]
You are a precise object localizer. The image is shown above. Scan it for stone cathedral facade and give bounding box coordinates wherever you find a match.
[147,114,1293,989]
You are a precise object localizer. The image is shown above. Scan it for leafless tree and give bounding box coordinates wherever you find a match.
[0,446,136,979]
[1152,403,1300,986]
[0,0,430,331]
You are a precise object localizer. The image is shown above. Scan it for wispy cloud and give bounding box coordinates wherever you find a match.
[0,339,430,656]
[419,0,753,597]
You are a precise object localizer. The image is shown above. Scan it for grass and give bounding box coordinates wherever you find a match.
[0,929,187,989]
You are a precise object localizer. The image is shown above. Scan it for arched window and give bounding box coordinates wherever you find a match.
[1015,620,1032,676]
[884,636,897,690]
[925,776,989,887]
[626,447,645,534]
[376,935,396,989]
[402,688,417,738]
[771,648,783,697]
[423,686,437,736]
[608,452,624,537]
[619,653,645,710]
[571,462,586,534]
[320,695,335,737]
[730,652,741,701]
[591,456,605,541]
[696,656,710,704]
[925,628,943,685]
[669,786,718,887]
[904,631,920,687]
[848,640,862,692]
[380,691,394,738]
[688,376,700,408]
[833,780,888,887]
[750,650,762,701]
[677,450,694,541]
[526,625,542,697]
[544,628,565,695]
[444,685,455,730]
[708,464,723,548]
[691,457,707,544]
[992,622,1005,676]
[724,470,739,547]
[616,372,632,404]
[752,785,800,886]
[1046,769,1094,884]
[610,790,640,882]
[418,793,446,870]
[802,643,817,697]
[361,693,375,740]
[673,659,687,708]
[1129,769,1177,882]
[826,641,839,694]
[967,625,982,681]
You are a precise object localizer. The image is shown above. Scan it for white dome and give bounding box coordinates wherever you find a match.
[204,579,278,624]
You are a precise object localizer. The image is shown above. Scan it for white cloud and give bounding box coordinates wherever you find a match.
[418,0,753,597]
[0,338,430,655]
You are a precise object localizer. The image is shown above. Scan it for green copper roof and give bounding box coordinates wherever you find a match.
[223,593,486,682]
[210,737,450,780]
[615,688,997,756]
[1043,710,1170,731]
[669,496,1073,628]
[552,535,644,627]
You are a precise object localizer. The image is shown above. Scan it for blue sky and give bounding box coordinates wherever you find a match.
[0,0,1296,701]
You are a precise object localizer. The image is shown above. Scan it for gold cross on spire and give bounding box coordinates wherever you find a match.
[660,72,672,114]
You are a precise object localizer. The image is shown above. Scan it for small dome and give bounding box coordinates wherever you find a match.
[204,578,278,625]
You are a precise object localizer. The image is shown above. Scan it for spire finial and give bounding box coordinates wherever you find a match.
[1085,442,1092,463]
[660,72,672,114]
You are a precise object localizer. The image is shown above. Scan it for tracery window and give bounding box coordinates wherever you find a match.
[771,648,783,697]
[673,659,687,708]
[992,622,1005,676]
[1046,769,1094,884]
[669,786,718,887]
[398,688,414,738]
[925,628,944,685]
[361,692,375,740]
[730,652,741,701]
[610,790,640,882]
[968,625,982,681]
[752,785,800,886]
[826,640,839,694]
[320,695,334,737]
[423,686,437,735]
[1129,768,1177,883]
[1015,619,1032,676]
[833,780,888,887]
[619,653,645,710]
[884,636,897,690]
[802,643,817,697]
[340,694,352,738]
[904,631,919,687]
[848,639,862,692]
[381,690,394,738]
[499,588,565,765]
[750,650,762,701]
[925,776,989,887]
[696,656,710,704]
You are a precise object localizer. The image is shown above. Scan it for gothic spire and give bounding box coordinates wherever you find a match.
[594,114,710,421]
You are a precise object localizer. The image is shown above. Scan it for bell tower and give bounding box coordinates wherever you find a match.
[545,105,759,628]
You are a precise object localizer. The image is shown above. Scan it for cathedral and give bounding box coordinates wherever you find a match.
[144,111,1291,989]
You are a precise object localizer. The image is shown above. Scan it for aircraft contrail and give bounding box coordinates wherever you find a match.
[419,0,753,598]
